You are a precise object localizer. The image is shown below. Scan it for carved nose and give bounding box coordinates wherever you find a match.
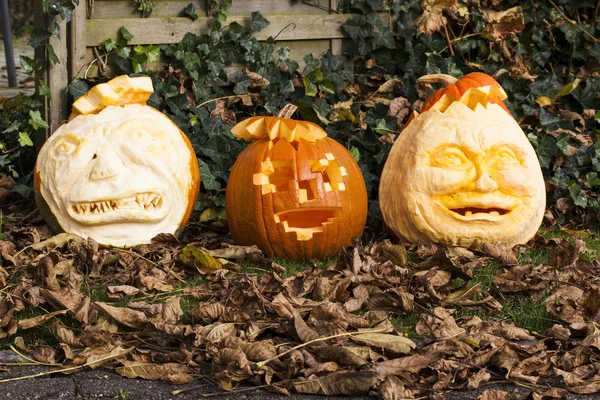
[474,172,499,192]
[89,149,120,181]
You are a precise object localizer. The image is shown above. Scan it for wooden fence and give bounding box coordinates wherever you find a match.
[34,0,392,144]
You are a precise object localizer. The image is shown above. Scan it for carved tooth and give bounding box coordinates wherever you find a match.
[465,211,473,217]
[490,211,500,216]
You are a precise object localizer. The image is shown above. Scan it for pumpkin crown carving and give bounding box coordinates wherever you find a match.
[225,105,368,260]
[34,75,200,247]
[379,72,545,248]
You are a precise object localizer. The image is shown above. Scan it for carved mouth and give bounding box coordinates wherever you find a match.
[446,205,513,221]
[68,192,167,224]
[274,207,342,241]
[450,207,511,217]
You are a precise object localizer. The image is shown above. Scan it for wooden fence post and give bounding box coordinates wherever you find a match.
[34,0,69,151]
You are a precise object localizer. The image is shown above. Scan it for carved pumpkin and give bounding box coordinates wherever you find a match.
[226,106,368,260]
[380,73,545,248]
[34,75,200,247]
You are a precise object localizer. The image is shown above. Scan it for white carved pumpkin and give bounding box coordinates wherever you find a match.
[34,76,200,246]
[379,73,545,247]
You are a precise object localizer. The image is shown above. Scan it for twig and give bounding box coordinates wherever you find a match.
[173,382,279,397]
[255,328,387,368]
[8,345,62,367]
[443,25,455,56]
[548,0,599,43]
[0,349,131,383]
[272,23,296,41]
[196,95,244,109]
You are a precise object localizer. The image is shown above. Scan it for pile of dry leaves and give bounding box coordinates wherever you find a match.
[1,212,600,399]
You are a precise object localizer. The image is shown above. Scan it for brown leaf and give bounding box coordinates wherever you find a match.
[294,370,381,395]
[272,292,294,319]
[116,361,193,384]
[478,390,511,400]
[368,288,414,313]
[177,244,223,273]
[374,353,441,376]
[32,345,56,364]
[106,285,143,298]
[207,244,263,259]
[0,174,15,203]
[351,333,415,354]
[17,309,68,330]
[414,0,459,35]
[293,309,322,344]
[388,97,412,127]
[205,322,237,344]
[50,321,82,347]
[377,375,414,400]
[468,368,492,389]
[313,346,369,368]
[76,345,133,369]
[476,243,518,266]
[482,7,524,41]
[93,302,149,329]
[244,68,270,88]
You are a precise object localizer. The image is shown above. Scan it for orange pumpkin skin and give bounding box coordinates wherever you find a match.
[226,131,368,260]
[420,72,510,115]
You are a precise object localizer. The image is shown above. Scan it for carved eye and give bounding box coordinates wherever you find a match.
[489,147,519,167]
[430,147,471,169]
[127,129,156,152]
[52,133,81,159]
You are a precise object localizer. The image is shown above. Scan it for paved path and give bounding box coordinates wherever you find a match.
[0,37,35,98]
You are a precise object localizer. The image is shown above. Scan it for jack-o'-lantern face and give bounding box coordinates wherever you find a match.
[380,75,545,247]
[34,76,200,246]
[226,115,368,260]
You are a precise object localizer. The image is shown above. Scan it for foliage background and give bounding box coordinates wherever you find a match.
[2,0,600,229]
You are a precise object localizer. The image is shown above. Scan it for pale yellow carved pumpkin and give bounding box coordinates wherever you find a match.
[379,73,545,248]
[34,75,200,247]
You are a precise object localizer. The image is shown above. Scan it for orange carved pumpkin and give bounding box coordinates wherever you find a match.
[226,107,368,260]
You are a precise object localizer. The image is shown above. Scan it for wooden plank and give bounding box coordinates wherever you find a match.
[329,0,343,57]
[91,0,330,18]
[47,13,69,135]
[85,13,390,46]
[69,1,87,80]
[34,0,48,150]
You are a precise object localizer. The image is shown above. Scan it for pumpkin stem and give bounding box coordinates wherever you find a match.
[416,74,459,86]
[277,104,298,119]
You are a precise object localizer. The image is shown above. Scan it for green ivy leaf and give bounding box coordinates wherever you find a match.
[341,15,367,42]
[349,146,361,162]
[584,172,600,188]
[250,11,270,32]
[45,43,59,64]
[2,121,20,134]
[27,27,52,48]
[103,39,118,52]
[68,80,91,101]
[536,135,557,169]
[38,79,51,98]
[184,3,198,21]
[373,26,396,49]
[199,163,221,191]
[19,56,41,75]
[28,111,49,130]
[18,132,34,147]
[119,26,134,41]
[569,183,587,208]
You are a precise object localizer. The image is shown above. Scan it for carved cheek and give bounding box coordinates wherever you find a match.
[487,148,538,198]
